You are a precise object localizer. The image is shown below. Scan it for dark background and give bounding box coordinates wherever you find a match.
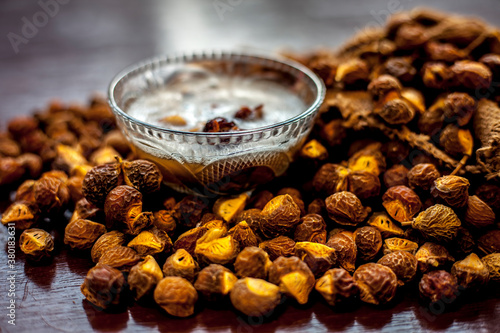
[1,1,500,332]
[1,0,500,126]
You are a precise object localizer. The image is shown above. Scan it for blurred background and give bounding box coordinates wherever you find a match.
[1,0,500,127]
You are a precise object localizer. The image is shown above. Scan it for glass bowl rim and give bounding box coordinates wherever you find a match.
[107,50,326,138]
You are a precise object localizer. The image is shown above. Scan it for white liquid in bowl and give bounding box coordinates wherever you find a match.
[126,71,307,132]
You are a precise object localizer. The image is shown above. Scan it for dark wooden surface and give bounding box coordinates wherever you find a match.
[1,1,500,332]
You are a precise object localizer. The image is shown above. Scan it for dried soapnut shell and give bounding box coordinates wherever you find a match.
[450,60,492,90]
[431,175,469,208]
[228,221,259,248]
[89,146,121,166]
[418,104,444,135]
[19,228,54,260]
[395,23,427,50]
[419,270,458,303]
[312,164,350,195]
[277,188,306,216]
[315,268,359,306]
[194,264,237,301]
[335,58,369,85]
[422,62,453,89]
[407,163,440,191]
[383,164,409,188]
[260,194,301,238]
[91,230,127,263]
[383,140,410,165]
[104,185,142,230]
[213,193,248,223]
[378,251,418,285]
[325,191,370,226]
[402,87,425,113]
[103,129,131,156]
[128,227,173,256]
[451,253,489,291]
[82,163,123,207]
[439,125,473,158]
[153,210,177,235]
[0,136,21,157]
[415,242,455,274]
[259,236,296,261]
[154,277,198,317]
[70,198,101,224]
[128,255,164,300]
[195,222,227,244]
[367,212,404,238]
[173,196,208,229]
[320,119,347,147]
[81,264,126,309]
[300,139,328,160]
[0,157,25,185]
[464,195,495,229]
[347,170,381,200]
[122,159,162,194]
[443,92,476,126]
[268,256,315,305]
[64,219,106,250]
[354,226,382,262]
[127,212,155,236]
[425,41,464,63]
[326,233,357,273]
[66,175,85,203]
[368,74,402,99]
[348,149,386,176]
[34,175,70,215]
[7,115,39,138]
[294,214,327,244]
[230,278,281,317]
[295,242,337,278]
[52,144,88,174]
[234,246,272,280]
[235,209,265,235]
[307,198,326,216]
[482,253,500,282]
[1,201,39,230]
[194,235,239,266]
[354,263,398,305]
[163,249,199,283]
[382,186,422,222]
[18,153,43,179]
[375,96,415,125]
[409,204,461,243]
[98,245,141,272]
[15,179,36,203]
[174,227,208,256]
[383,237,419,255]
[480,53,500,79]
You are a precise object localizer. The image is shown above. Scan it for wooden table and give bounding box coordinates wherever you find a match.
[0,232,499,333]
[1,1,500,332]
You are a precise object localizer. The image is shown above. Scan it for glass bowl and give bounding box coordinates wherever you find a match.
[108,50,325,196]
